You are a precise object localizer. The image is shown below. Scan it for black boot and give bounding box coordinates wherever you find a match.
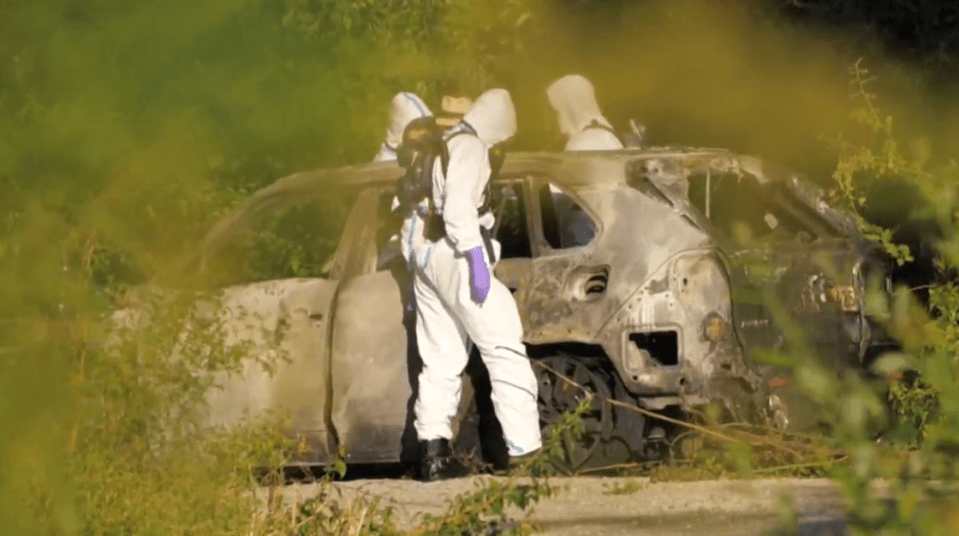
[419,438,469,482]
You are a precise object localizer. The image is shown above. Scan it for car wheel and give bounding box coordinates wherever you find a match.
[533,355,615,474]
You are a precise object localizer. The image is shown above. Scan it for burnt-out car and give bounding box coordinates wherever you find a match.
[157,148,896,471]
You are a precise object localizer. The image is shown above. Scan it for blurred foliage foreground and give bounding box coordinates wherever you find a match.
[663,65,959,535]
[812,72,959,535]
[0,0,547,534]
[4,2,959,536]
[640,65,959,535]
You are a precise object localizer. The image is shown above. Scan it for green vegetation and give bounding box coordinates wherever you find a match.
[634,61,959,533]
[796,76,959,535]
[0,1,550,534]
[5,0,959,535]
[604,479,645,495]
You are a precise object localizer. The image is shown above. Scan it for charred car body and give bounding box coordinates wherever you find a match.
[160,148,896,471]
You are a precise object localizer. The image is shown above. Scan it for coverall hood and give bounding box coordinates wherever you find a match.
[547,74,613,137]
[462,89,517,147]
[385,92,432,149]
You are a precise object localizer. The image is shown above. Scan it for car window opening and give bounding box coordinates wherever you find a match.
[490,181,533,259]
[687,171,832,246]
[373,189,406,272]
[538,183,597,250]
[199,194,355,287]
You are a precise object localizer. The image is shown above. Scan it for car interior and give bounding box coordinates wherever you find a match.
[372,176,597,271]
[687,171,828,245]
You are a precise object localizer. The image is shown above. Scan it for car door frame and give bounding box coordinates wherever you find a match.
[188,184,377,467]
[326,183,430,465]
[500,173,613,342]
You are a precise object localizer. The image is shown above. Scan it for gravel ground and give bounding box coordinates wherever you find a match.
[257,476,849,535]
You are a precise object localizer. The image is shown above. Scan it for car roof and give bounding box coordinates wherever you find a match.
[190,147,779,249]
[165,146,859,281]
[262,147,740,194]
[172,148,733,274]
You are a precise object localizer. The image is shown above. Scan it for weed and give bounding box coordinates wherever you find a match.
[759,61,959,535]
[536,363,841,482]
[604,479,645,495]
[5,3,959,535]
[247,396,591,536]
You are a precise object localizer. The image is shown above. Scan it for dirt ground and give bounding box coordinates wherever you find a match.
[259,476,849,535]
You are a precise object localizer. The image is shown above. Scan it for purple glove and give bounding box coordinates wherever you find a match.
[465,246,490,304]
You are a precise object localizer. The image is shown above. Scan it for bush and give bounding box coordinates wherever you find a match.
[0,1,548,533]
[5,1,959,534]
[764,62,959,535]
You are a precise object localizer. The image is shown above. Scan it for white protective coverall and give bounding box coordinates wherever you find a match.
[374,92,432,163]
[546,74,623,247]
[547,74,624,152]
[373,92,433,264]
[407,89,542,457]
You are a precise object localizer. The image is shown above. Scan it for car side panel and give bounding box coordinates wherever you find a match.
[201,278,338,464]
[328,265,415,465]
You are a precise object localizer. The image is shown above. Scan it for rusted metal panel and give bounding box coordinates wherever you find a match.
[201,278,338,463]
[328,268,412,465]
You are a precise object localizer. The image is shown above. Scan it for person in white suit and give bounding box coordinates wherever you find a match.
[547,74,624,248]
[406,89,542,481]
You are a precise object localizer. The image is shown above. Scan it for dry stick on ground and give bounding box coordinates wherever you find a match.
[533,361,839,470]
[534,361,741,444]
[719,421,827,443]
[752,457,848,475]
[576,462,646,474]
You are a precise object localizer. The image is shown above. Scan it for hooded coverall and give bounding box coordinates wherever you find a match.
[374,92,433,163]
[547,74,624,152]
[546,74,624,247]
[406,89,542,457]
[374,92,433,264]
